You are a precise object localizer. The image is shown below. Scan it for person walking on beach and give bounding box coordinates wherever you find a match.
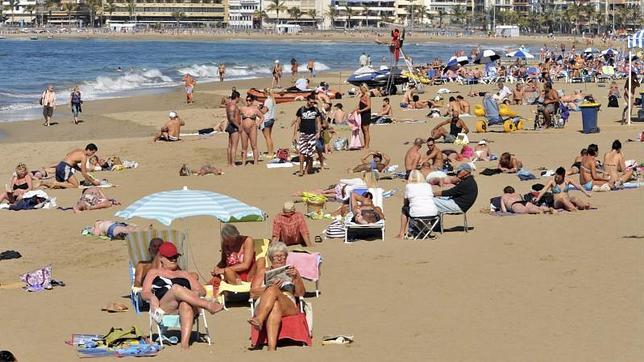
[294,94,321,176]
[307,59,316,77]
[218,64,225,82]
[41,85,56,127]
[272,60,282,88]
[183,74,196,104]
[260,88,277,156]
[226,91,242,166]
[69,86,82,125]
[239,95,263,166]
[355,84,372,149]
[290,58,299,82]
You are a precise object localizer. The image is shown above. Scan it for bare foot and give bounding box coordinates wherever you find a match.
[395,234,404,239]
[248,317,262,330]
[206,301,224,314]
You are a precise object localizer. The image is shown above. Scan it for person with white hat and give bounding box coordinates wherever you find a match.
[474,139,491,161]
[153,111,184,142]
[272,60,282,88]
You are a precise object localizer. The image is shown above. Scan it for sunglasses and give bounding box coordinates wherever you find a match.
[165,255,179,262]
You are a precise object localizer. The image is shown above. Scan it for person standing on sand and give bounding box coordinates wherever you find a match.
[260,88,277,156]
[69,86,82,125]
[239,95,263,166]
[355,84,372,149]
[41,144,101,188]
[218,64,225,82]
[290,58,299,81]
[225,91,242,166]
[272,60,282,88]
[294,95,321,177]
[41,85,56,127]
[307,59,316,77]
[183,74,196,104]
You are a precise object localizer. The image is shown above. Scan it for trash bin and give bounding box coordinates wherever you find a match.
[579,103,600,134]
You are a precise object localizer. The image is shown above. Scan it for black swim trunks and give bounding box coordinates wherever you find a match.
[225,122,239,134]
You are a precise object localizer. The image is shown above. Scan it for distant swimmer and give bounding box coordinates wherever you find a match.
[307,59,315,77]
[218,64,225,82]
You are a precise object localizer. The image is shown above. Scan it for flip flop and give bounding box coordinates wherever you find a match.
[322,335,354,345]
[101,302,129,313]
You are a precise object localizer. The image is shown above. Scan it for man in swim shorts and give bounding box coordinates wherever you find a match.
[226,91,242,166]
[42,144,100,188]
[183,74,196,104]
[154,111,184,142]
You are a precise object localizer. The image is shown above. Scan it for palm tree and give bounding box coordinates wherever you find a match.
[287,6,301,21]
[85,0,101,27]
[127,0,136,22]
[325,4,337,28]
[172,11,184,27]
[104,0,116,23]
[450,4,465,25]
[266,0,286,26]
[252,9,268,28]
[415,5,427,26]
[344,5,357,29]
[8,0,16,25]
[437,9,445,28]
[63,2,76,26]
[25,4,35,25]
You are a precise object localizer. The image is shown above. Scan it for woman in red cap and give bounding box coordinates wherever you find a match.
[142,241,223,349]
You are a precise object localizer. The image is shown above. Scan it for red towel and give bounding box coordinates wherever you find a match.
[250,313,312,348]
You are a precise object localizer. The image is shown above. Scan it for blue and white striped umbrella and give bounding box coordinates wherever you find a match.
[601,48,618,56]
[627,29,644,49]
[506,49,534,59]
[115,187,266,225]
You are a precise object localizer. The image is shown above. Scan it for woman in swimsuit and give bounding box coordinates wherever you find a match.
[271,60,282,88]
[500,186,550,214]
[579,144,612,191]
[142,242,223,349]
[536,167,590,211]
[73,187,120,213]
[0,163,33,205]
[498,152,523,173]
[603,139,633,186]
[248,241,305,351]
[566,148,587,175]
[355,84,372,149]
[350,191,384,224]
[211,224,256,285]
[239,96,264,166]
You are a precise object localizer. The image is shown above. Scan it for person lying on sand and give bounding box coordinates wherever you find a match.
[40,144,100,188]
[535,167,591,212]
[498,152,523,173]
[154,111,184,142]
[474,140,491,161]
[349,151,391,173]
[73,187,120,213]
[179,164,224,176]
[500,186,551,214]
[90,220,151,240]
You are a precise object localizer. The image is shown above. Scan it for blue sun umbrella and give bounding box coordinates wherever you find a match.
[115,187,266,225]
[506,49,535,59]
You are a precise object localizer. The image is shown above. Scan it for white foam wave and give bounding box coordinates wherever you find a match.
[81,68,174,99]
[0,91,41,99]
[177,61,331,80]
[0,103,40,112]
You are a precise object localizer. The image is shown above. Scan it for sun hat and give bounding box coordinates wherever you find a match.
[168,111,177,118]
[158,242,180,258]
[282,201,295,213]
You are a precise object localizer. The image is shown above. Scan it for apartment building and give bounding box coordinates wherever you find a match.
[104,0,227,26]
[228,0,260,28]
[1,0,40,24]
[263,0,326,25]
[330,0,396,27]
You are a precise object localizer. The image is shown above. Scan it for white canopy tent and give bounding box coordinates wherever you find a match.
[626,29,643,125]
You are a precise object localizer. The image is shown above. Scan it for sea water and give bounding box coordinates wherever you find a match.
[0,38,511,122]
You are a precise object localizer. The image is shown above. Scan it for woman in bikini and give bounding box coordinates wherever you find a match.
[566,148,587,175]
[536,167,590,212]
[350,191,384,224]
[72,187,120,213]
[142,242,223,349]
[580,144,612,192]
[603,139,633,186]
[500,186,550,214]
[355,84,372,149]
[239,96,264,166]
[211,224,256,285]
[271,60,282,88]
[498,152,523,173]
[0,163,33,205]
[248,241,305,351]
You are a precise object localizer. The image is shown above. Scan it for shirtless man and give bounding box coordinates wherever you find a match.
[443,97,463,115]
[154,111,184,142]
[603,139,633,186]
[404,138,425,179]
[580,144,612,191]
[41,144,100,188]
[541,82,560,128]
[400,84,417,108]
[307,59,315,77]
[238,95,263,165]
[350,151,391,173]
[218,64,225,82]
[422,137,444,171]
[91,220,151,240]
[183,74,196,104]
[225,91,242,166]
[272,60,282,88]
[456,95,470,114]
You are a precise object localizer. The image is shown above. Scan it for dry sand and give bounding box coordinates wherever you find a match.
[0,62,643,361]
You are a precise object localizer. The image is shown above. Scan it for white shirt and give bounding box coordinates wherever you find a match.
[405,183,438,217]
[359,54,368,67]
[263,97,276,120]
[295,78,309,91]
[497,86,512,100]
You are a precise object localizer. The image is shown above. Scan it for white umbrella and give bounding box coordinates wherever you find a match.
[474,49,501,64]
[506,49,535,59]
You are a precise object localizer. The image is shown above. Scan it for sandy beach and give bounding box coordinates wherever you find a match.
[0,45,643,361]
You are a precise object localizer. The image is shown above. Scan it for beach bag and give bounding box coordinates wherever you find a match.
[324,219,345,239]
[276,148,290,162]
[333,138,348,151]
[20,265,52,292]
[607,95,618,108]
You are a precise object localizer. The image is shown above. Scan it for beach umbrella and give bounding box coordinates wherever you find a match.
[583,47,599,54]
[444,56,470,72]
[601,48,618,56]
[115,187,266,225]
[506,49,535,59]
[626,29,644,125]
[473,49,500,64]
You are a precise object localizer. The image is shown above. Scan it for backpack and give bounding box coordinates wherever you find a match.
[607,95,618,108]
[276,148,290,162]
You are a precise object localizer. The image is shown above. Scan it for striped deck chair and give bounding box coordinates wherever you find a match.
[125,230,211,346]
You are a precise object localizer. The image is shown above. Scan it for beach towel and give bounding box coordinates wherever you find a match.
[347,112,362,149]
[266,162,294,168]
[286,251,321,281]
[517,168,537,181]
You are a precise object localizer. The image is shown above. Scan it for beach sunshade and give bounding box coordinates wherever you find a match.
[628,29,644,49]
[583,47,599,54]
[506,50,534,59]
[601,48,618,56]
[115,187,266,225]
[474,49,500,64]
[444,56,469,71]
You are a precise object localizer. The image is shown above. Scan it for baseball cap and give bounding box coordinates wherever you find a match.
[282,201,295,213]
[455,163,473,173]
[158,242,181,259]
[168,111,177,118]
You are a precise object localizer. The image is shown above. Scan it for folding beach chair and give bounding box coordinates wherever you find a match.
[344,188,385,243]
[595,65,615,83]
[125,230,212,346]
[249,297,313,349]
[405,216,440,240]
[439,211,469,233]
[286,250,322,297]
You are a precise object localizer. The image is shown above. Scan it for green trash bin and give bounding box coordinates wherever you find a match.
[579,103,600,134]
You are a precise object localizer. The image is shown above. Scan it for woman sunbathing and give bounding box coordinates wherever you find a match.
[142,242,223,349]
[566,148,587,175]
[536,167,591,211]
[351,191,384,224]
[603,139,634,186]
[0,163,33,205]
[498,152,523,173]
[211,224,256,285]
[248,242,305,351]
[179,164,224,176]
[73,187,120,213]
[500,186,551,214]
[350,151,391,173]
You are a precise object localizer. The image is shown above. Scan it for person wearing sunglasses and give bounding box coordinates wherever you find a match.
[142,242,223,349]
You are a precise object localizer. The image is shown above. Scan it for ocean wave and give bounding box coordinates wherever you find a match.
[177,61,331,80]
[0,103,40,112]
[0,91,42,99]
[81,68,175,99]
